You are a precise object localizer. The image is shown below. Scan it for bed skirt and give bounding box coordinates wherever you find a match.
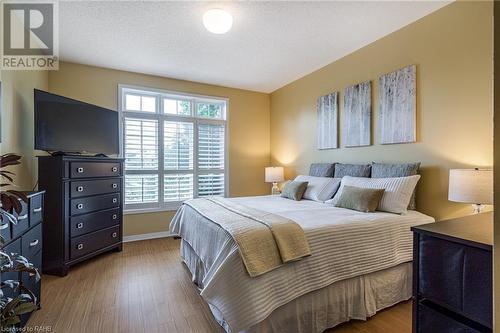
[180,239,412,333]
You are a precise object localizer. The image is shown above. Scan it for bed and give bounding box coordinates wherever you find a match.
[170,194,434,333]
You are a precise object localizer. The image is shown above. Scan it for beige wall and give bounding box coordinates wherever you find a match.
[48,62,270,236]
[270,1,493,221]
[0,70,49,189]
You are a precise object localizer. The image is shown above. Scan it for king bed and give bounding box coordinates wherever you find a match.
[170,187,434,332]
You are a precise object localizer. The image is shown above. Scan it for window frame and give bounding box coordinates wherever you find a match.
[118,84,229,214]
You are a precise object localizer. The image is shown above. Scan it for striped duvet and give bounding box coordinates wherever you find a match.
[170,195,434,332]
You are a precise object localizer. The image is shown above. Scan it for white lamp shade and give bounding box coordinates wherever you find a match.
[265,167,284,183]
[448,169,493,205]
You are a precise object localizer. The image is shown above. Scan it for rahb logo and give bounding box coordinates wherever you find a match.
[1,1,59,70]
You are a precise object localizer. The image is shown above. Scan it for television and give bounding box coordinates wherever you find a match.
[34,89,119,155]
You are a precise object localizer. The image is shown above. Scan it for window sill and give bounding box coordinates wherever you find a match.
[124,205,181,215]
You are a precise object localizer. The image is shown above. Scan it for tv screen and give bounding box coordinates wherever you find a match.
[34,89,119,155]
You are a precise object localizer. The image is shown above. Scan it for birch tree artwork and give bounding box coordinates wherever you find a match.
[317,92,338,149]
[378,65,416,144]
[343,81,371,147]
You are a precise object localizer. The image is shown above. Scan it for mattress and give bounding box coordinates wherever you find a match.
[170,195,434,332]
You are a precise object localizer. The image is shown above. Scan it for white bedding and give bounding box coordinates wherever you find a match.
[169,195,434,332]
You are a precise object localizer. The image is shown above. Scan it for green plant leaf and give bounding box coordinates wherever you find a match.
[13,302,37,315]
[4,315,21,326]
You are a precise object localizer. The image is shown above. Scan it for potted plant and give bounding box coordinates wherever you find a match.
[0,154,40,330]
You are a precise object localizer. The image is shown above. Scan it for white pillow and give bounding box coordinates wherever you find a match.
[294,175,341,202]
[325,175,421,214]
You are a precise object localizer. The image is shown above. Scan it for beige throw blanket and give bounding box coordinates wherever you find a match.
[185,197,311,277]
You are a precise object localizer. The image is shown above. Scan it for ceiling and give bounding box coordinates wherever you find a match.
[59,1,450,93]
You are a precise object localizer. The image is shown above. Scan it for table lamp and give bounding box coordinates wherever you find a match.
[448,168,493,214]
[265,167,284,195]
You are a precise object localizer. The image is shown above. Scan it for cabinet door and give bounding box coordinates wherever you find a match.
[1,239,21,299]
[418,303,481,333]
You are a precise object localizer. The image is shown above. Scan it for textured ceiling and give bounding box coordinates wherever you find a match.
[59,1,451,93]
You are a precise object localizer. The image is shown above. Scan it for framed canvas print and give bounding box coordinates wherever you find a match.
[343,81,371,147]
[378,64,416,144]
[317,92,338,149]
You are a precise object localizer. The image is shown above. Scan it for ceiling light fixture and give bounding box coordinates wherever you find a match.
[203,9,233,34]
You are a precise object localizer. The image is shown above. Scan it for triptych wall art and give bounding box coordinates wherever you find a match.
[316,64,416,150]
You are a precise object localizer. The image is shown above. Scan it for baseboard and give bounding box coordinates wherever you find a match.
[123,231,174,243]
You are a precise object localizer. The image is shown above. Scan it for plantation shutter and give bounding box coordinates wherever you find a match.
[198,123,225,196]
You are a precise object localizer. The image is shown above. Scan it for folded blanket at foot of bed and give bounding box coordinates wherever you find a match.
[184,196,311,277]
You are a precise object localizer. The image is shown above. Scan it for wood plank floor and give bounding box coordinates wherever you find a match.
[28,238,412,333]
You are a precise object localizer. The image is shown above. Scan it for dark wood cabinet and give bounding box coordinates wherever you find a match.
[412,212,492,333]
[38,156,124,276]
[1,191,44,326]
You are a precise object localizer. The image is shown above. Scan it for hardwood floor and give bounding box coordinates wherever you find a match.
[28,238,412,333]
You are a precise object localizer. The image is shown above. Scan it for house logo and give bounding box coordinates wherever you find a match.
[1,1,59,70]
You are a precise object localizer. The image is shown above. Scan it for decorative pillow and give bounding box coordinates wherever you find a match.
[334,163,371,178]
[335,186,385,213]
[326,175,421,214]
[371,162,421,210]
[309,163,335,177]
[294,175,341,202]
[281,181,308,201]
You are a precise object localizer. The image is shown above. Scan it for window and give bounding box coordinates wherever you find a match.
[119,85,227,212]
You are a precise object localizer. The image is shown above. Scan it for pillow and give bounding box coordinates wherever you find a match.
[335,186,385,213]
[334,163,371,178]
[295,175,341,202]
[326,175,421,214]
[371,162,421,210]
[309,163,335,177]
[281,181,308,201]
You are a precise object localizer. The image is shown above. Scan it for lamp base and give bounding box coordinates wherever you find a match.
[271,182,281,195]
[472,204,485,214]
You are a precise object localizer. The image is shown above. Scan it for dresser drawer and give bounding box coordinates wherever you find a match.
[22,224,42,259]
[70,178,121,198]
[70,162,121,179]
[418,302,481,333]
[70,193,121,216]
[0,219,11,243]
[29,194,43,225]
[419,234,492,327]
[21,249,41,304]
[1,239,21,299]
[70,225,120,260]
[12,200,29,238]
[70,208,121,237]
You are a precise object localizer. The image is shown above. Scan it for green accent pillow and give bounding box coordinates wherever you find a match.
[281,181,308,201]
[334,185,384,212]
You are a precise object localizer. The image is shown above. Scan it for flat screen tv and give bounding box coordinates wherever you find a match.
[34,89,119,155]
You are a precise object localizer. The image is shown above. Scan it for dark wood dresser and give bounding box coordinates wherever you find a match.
[38,156,124,276]
[411,212,492,333]
[1,191,44,325]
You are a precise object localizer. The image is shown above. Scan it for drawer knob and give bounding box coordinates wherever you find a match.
[17,214,28,221]
[77,167,84,173]
[77,186,84,192]
[77,222,84,229]
[77,243,84,250]
[0,223,9,230]
[77,203,84,210]
[29,239,39,247]
[33,207,42,213]
[112,232,117,238]
[112,198,118,204]
[112,214,117,220]
[112,183,118,189]
[112,166,118,172]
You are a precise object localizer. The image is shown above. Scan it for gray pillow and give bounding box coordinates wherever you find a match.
[334,163,371,178]
[281,181,308,201]
[334,185,385,213]
[371,162,420,209]
[309,163,335,177]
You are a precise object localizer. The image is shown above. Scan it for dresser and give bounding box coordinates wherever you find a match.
[0,191,44,326]
[38,156,124,276]
[411,212,492,333]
